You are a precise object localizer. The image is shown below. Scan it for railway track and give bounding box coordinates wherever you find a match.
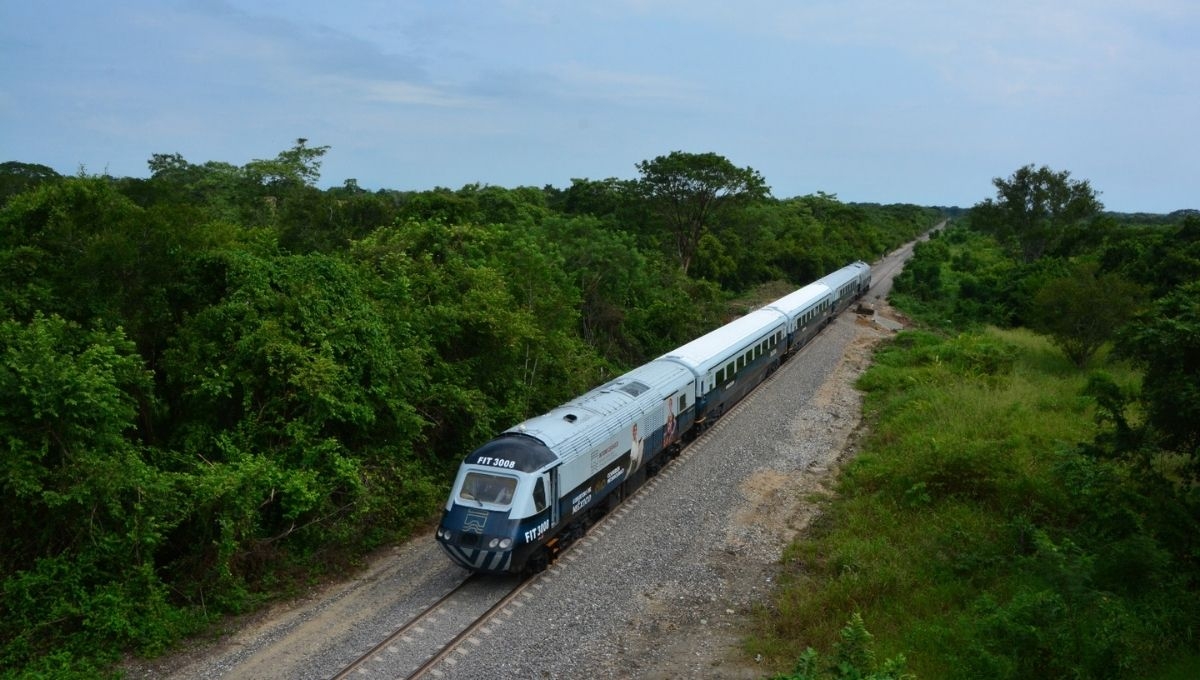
[329,572,522,679]
[327,446,706,679]
[326,320,832,679]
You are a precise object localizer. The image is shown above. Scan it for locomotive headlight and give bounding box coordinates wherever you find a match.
[499,538,512,550]
[488,538,500,549]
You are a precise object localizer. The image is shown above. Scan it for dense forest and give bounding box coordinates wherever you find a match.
[757,166,1200,679]
[0,144,938,677]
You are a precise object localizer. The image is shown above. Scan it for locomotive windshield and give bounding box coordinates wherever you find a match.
[459,471,518,506]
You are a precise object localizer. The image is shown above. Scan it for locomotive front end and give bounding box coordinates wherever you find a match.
[436,434,558,574]
[436,467,523,572]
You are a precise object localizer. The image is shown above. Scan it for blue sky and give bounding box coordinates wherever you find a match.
[2,1,1196,212]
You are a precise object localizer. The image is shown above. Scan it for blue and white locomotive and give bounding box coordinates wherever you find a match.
[436,261,872,574]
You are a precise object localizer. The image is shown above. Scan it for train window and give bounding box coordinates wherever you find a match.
[535,479,549,510]
[533,478,547,512]
[459,471,518,506]
[727,361,735,376]
[717,367,725,383]
[679,394,687,410]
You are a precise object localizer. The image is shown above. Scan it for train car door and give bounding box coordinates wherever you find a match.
[547,464,561,528]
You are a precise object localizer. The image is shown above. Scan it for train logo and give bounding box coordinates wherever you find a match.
[462,509,487,534]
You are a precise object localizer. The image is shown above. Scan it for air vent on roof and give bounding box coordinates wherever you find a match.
[619,381,649,397]
[563,413,578,423]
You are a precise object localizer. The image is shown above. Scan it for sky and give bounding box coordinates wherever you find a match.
[1,1,1197,213]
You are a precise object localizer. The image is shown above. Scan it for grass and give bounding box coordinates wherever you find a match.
[748,327,1194,679]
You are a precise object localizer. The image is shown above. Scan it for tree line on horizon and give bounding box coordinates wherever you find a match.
[0,143,938,677]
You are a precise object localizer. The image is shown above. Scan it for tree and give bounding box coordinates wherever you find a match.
[0,161,61,204]
[1117,281,1200,470]
[635,151,768,274]
[1029,260,1144,367]
[242,138,330,189]
[0,315,187,669]
[970,165,1102,263]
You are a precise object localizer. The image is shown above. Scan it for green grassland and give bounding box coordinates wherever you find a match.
[752,326,1198,678]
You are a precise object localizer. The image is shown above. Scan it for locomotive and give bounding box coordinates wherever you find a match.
[436,261,872,574]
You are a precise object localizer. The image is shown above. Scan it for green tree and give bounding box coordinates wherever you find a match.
[1028,260,1144,367]
[156,249,438,604]
[552,177,641,220]
[0,161,61,205]
[242,138,330,189]
[635,151,768,274]
[970,165,1102,263]
[1117,281,1200,471]
[0,315,189,670]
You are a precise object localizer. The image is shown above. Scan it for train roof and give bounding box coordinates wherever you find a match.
[817,261,870,290]
[504,360,694,461]
[656,307,786,373]
[765,282,831,317]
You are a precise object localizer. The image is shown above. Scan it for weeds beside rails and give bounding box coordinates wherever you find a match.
[750,327,1200,679]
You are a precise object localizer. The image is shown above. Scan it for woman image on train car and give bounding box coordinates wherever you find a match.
[630,423,643,474]
[665,398,676,443]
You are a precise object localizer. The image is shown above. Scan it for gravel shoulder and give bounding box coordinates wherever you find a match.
[124,253,911,680]
[612,311,900,678]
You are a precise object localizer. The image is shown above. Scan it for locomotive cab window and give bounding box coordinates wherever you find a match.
[459,471,518,506]
[533,477,547,512]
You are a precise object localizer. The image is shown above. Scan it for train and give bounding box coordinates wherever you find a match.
[435,261,873,574]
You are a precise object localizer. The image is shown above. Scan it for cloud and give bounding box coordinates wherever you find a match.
[306,73,479,108]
